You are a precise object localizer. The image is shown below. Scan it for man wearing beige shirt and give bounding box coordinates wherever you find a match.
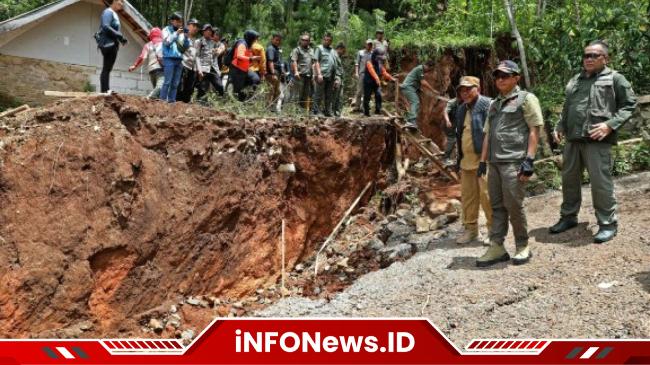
[452,76,493,245]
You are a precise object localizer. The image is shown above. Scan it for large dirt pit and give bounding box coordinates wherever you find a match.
[0,95,415,338]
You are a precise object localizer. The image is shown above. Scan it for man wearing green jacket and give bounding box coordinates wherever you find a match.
[477,60,543,267]
[399,60,436,130]
[549,40,637,243]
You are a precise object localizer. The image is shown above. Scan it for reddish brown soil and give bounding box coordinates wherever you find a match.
[0,95,391,338]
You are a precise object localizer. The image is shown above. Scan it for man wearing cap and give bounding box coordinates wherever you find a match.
[549,40,637,243]
[290,33,314,111]
[161,12,191,102]
[453,76,493,245]
[353,39,373,113]
[195,23,225,103]
[176,18,199,103]
[477,60,543,267]
[312,32,336,116]
[399,60,436,130]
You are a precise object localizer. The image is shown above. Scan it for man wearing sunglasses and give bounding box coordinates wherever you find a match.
[549,40,637,243]
[476,60,543,267]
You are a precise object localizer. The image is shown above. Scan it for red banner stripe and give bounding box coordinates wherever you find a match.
[112,340,125,349]
[527,341,539,349]
[467,341,480,349]
[169,341,183,350]
[536,341,547,349]
[136,341,149,349]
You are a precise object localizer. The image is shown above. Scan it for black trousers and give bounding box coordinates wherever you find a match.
[363,80,381,116]
[100,45,118,93]
[230,66,250,101]
[176,67,196,103]
[197,70,224,101]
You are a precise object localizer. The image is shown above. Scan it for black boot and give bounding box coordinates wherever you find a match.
[549,217,578,234]
[594,224,617,243]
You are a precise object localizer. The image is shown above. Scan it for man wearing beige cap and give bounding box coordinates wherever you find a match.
[477,60,543,267]
[353,39,373,112]
[453,76,493,244]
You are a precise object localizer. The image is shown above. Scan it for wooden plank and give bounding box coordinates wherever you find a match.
[0,104,29,118]
[44,91,96,98]
[388,117,460,183]
[637,95,650,104]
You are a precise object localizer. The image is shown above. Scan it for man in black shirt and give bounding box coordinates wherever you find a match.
[266,33,283,111]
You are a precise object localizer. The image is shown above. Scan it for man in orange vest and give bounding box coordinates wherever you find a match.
[229,30,261,101]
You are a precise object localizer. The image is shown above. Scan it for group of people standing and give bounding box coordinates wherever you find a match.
[446,41,636,267]
[97,2,638,268]
[96,1,398,113]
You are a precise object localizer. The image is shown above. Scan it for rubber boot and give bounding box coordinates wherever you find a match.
[476,243,510,267]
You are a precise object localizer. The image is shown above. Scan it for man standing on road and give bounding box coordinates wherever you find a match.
[353,39,373,112]
[312,32,336,116]
[549,40,637,243]
[399,60,436,130]
[290,33,314,111]
[476,60,543,267]
[453,77,493,245]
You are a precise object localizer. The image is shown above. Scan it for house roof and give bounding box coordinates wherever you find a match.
[0,0,151,42]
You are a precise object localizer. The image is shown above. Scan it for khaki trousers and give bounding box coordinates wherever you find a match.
[461,169,493,233]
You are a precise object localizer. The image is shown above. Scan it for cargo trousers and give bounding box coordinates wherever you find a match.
[488,162,528,245]
[400,85,419,127]
[560,141,617,226]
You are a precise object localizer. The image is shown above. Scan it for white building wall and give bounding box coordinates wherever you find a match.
[0,0,150,95]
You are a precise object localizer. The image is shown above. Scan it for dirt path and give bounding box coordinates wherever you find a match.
[257,172,650,346]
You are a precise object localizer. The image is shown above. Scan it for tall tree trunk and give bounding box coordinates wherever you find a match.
[503,0,531,89]
[338,0,349,33]
[574,0,581,25]
[536,0,545,17]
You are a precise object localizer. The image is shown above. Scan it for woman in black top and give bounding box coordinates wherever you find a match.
[97,0,127,93]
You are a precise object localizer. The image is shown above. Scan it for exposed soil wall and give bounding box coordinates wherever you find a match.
[388,47,495,149]
[0,95,390,337]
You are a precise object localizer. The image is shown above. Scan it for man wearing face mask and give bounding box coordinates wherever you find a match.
[549,40,637,243]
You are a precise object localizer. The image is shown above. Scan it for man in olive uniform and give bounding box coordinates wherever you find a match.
[549,40,637,243]
[477,60,543,267]
[399,60,436,130]
[443,97,459,165]
[290,33,314,111]
[453,76,493,245]
[332,42,346,117]
[312,32,336,116]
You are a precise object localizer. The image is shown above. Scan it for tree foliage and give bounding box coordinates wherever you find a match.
[1,0,649,105]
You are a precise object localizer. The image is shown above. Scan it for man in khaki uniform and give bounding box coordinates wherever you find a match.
[290,33,314,110]
[550,40,637,243]
[477,60,543,267]
[453,76,493,244]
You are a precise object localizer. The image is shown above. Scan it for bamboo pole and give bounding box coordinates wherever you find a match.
[313,182,372,277]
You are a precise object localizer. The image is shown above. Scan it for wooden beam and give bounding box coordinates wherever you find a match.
[0,104,30,118]
[44,91,96,98]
